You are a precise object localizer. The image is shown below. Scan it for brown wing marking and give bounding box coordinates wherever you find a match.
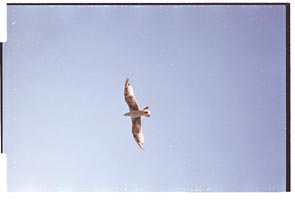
[125,95,139,111]
[132,117,144,150]
[124,79,139,111]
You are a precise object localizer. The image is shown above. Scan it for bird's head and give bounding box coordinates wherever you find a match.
[143,110,151,118]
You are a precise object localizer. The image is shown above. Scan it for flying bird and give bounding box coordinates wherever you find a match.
[124,78,150,150]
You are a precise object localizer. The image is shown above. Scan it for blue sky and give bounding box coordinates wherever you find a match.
[3,5,286,192]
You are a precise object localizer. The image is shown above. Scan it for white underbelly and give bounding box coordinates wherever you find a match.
[124,110,144,118]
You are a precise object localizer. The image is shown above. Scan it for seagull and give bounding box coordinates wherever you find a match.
[123,78,150,150]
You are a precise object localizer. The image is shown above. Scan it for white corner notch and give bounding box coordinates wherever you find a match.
[0,2,7,42]
[0,153,7,192]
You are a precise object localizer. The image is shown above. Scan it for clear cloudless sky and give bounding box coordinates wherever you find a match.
[3,5,286,192]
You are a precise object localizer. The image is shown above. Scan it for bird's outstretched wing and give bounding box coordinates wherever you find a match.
[124,79,139,111]
[132,117,144,150]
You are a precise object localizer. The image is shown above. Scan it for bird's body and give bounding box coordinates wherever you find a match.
[124,79,150,150]
[123,107,150,118]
